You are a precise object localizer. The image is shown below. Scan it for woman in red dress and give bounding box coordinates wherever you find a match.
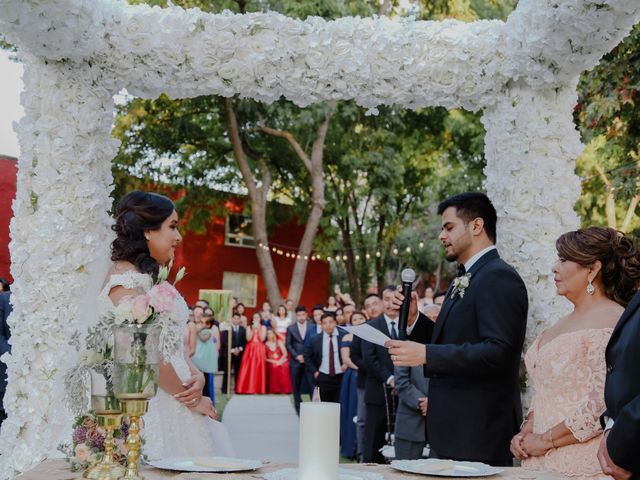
[236,313,267,394]
[265,328,292,394]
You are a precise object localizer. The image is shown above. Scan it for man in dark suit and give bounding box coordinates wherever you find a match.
[394,365,429,460]
[361,286,401,463]
[598,291,640,479]
[286,305,313,414]
[388,192,528,466]
[220,312,247,394]
[304,312,345,403]
[0,291,12,426]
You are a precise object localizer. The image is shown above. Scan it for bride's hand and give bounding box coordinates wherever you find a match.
[174,372,205,406]
[190,396,218,420]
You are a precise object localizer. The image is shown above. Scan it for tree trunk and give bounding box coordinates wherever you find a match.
[224,97,283,307]
[340,216,360,305]
[595,164,618,228]
[258,113,332,305]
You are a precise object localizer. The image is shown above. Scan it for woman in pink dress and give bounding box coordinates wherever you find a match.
[236,313,267,394]
[511,227,640,478]
[265,328,292,394]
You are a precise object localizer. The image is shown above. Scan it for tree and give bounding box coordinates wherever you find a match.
[576,23,640,237]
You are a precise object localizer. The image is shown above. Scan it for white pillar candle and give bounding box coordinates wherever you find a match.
[298,402,340,480]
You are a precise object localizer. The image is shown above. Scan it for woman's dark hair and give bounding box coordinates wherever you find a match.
[0,278,9,292]
[110,191,175,279]
[556,227,640,306]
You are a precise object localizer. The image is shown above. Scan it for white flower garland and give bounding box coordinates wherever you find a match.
[0,0,638,476]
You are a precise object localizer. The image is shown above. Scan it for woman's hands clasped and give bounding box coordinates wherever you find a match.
[174,371,205,407]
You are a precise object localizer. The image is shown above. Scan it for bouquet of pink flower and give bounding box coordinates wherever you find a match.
[113,265,185,326]
[58,413,131,472]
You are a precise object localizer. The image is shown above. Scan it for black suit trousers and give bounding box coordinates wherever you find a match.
[290,360,308,413]
[363,403,388,463]
[316,372,342,403]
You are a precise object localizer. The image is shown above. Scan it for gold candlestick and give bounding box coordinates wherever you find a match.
[121,399,149,480]
[84,412,126,480]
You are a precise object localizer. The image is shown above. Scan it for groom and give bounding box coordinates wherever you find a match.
[387,192,528,466]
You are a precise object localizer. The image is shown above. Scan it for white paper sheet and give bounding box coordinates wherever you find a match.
[341,323,391,347]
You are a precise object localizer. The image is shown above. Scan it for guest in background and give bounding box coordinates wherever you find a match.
[220,312,247,394]
[335,307,346,326]
[363,293,383,320]
[0,278,9,292]
[343,303,356,325]
[433,291,446,307]
[190,315,220,404]
[203,306,220,328]
[308,305,324,339]
[325,295,339,312]
[195,298,209,310]
[417,287,434,313]
[350,328,368,462]
[286,305,313,414]
[394,365,429,460]
[423,304,440,322]
[511,227,640,478]
[187,307,195,324]
[304,312,345,403]
[0,290,12,426]
[362,286,399,463]
[265,328,293,394]
[235,302,248,328]
[260,301,273,324]
[274,304,291,339]
[339,311,367,459]
[285,299,295,322]
[236,313,267,394]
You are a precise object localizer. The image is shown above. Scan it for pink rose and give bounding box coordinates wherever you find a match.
[148,281,178,313]
[131,294,151,324]
[74,444,90,463]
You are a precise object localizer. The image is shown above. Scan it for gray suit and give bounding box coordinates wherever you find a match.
[394,365,428,460]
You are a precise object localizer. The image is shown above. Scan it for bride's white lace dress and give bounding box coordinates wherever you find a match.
[98,270,234,460]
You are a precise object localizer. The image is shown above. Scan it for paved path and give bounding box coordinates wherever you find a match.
[222,395,299,463]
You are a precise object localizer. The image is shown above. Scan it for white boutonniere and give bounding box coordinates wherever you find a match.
[451,273,472,299]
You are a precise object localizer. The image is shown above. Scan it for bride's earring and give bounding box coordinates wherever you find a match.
[145,234,150,241]
[587,279,595,295]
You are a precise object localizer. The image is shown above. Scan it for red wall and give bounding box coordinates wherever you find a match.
[0,156,17,282]
[173,199,330,313]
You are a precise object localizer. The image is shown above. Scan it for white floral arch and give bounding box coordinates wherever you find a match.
[0,0,639,476]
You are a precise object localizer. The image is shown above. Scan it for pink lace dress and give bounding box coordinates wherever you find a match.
[523,328,613,478]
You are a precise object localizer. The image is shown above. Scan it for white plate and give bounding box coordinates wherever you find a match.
[148,456,263,472]
[263,467,384,480]
[390,459,503,477]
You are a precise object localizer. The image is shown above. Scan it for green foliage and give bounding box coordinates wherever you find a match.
[575,23,640,237]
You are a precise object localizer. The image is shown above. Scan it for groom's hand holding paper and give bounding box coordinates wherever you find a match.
[386,339,426,366]
[386,288,425,366]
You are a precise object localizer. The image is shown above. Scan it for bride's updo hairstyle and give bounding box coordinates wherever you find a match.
[111,191,175,278]
[556,227,640,306]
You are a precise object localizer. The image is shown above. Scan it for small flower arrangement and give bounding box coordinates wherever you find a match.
[113,263,186,326]
[451,272,472,299]
[57,412,129,472]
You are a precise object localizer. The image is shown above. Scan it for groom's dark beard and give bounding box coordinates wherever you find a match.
[446,253,458,262]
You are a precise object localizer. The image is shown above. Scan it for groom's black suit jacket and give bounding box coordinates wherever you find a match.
[408,249,528,464]
[603,291,640,476]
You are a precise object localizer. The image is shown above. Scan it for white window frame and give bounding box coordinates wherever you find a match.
[224,214,256,248]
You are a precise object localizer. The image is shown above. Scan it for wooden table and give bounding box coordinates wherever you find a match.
[18,459,568,480]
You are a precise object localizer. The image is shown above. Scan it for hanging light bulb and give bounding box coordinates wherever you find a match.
[406,247,411,253]
[327,256,332,262]
[304,255,308,260]
[342,255,347,261]
[419,241,424,248]
[355,255,360,261]
[376,251,381,258]
[393,248,399,255]
[366,253,371,260]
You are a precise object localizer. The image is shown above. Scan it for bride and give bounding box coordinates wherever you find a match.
[99,190,234,459]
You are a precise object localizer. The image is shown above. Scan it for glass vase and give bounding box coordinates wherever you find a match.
[89,368,121,414]
[112,323,160,400]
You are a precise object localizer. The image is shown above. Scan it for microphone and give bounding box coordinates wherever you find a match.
[398,268,416,339]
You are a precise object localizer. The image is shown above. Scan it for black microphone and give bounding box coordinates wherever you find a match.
[398,268,416,339]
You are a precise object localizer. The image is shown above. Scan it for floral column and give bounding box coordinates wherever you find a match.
[482,82,583,352]
[0,56,118,477]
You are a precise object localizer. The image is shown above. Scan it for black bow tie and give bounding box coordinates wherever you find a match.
[457,264,466,277]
